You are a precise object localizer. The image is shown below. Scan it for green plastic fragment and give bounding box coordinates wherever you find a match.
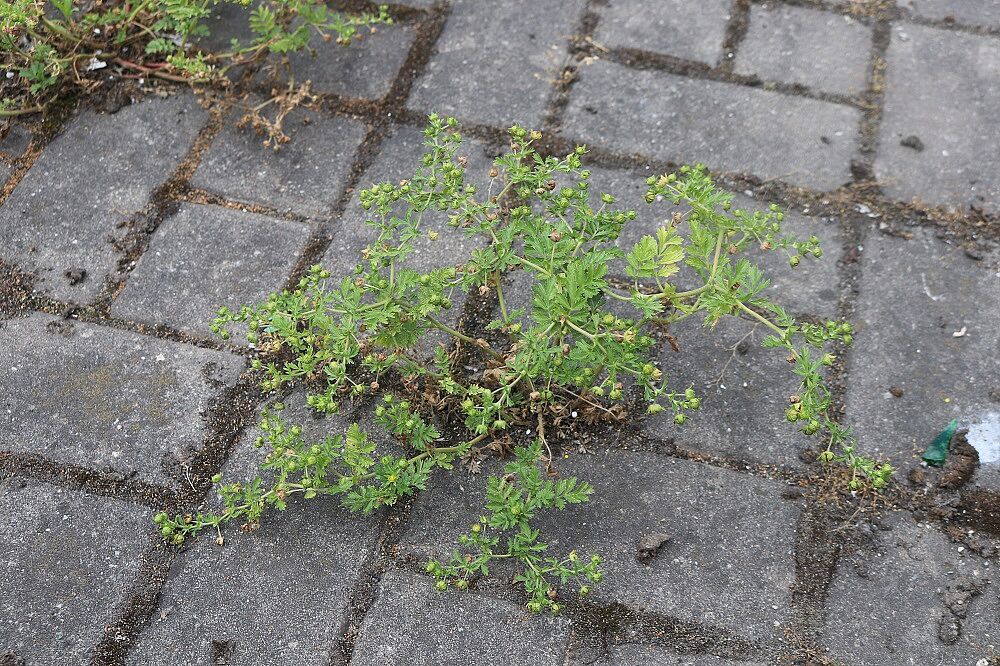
[922,419,958,467]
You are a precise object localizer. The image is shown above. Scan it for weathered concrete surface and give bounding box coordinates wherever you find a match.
[0,313,243,488]
[0,478,152,664]
[111,203,311,339]
[0,95,206,302]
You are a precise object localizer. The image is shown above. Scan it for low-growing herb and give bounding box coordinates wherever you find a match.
[157,116,892,613]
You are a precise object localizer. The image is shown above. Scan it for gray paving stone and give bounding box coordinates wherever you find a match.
[401,452,799,639]
[195,2,257,53]
[586,644,766,666]
[128,400,383,666]
[0,122,31,159]
[110,203,310,339]
[876,24,1000,212]
[735,4,872,96]
[264,23,415,100]
[845,229,1000,479]
[594,0,731,65]
[0,161,10,186]
[642,316,820,468]
[822,511,997,665]
[0,313,243,488]
[350,570,570,665]
[0,478,151,664]
[190,103,367,217]
[898,0,1000,27]
[408,0,585,127]
[0,95,207,302]
[564,60,860,191]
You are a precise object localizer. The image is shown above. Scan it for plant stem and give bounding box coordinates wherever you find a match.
[425,314,503,361]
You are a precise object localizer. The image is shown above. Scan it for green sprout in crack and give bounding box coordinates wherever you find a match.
[158,114,892,614]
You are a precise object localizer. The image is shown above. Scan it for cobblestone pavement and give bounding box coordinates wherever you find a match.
[2,1,1000,664]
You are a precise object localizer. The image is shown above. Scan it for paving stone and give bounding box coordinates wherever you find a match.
[0,478,151,664]
[643,315,822,468]
[876,24,1000,212]
[195,1,258,53]
[0,313,243,488]
[897,0,1000,27]
[0,161,10,186]
[402,452,799,638]
[261,23,415,100]
[0,122,31,159]
[110,203,311,339]
[350,570,570,665]
[564,60,860,191]
[822,511,997,665]
[735,4,872,96]
[595,0,731,65]
[586,644,767,666]
[190,102,367,217]
[408,0,585,127]
[845,228,1000,480]
[0,95,207,302]
[128,398,383,666]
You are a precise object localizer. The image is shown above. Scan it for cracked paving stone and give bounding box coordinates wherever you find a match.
[401,452,799,639]
[734,4,872,96]
[594,0,731,66]
[0,313,243,488]
[110,203,311,340]
[128,396,382,666]
[259,23,415,101]
[190,104,367,218]
[349,570,570,666]
[845,228,1000,487]
[876,24,1000,213]
[0,95,207,303]
[563,59,860,191]
[408,0,585,128]
[822,511,997,665]
[0,477,151,664]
